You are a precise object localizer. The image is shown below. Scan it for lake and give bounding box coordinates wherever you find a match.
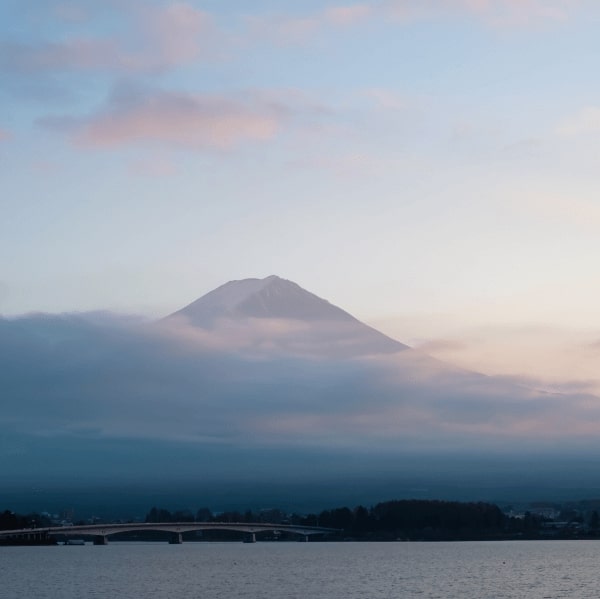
[1,540,599,598]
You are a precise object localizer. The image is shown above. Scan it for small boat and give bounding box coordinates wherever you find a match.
[64,539,86,545]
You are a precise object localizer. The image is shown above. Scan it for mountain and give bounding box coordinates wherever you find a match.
[165,275,408,357]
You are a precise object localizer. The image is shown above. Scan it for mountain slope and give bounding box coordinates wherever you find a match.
[166,275,408,357]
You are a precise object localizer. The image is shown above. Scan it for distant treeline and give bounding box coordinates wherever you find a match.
[144,500,543,541]
[2,500,584,541]
[0,510,51,531]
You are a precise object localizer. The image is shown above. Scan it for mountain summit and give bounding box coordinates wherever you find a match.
[167,275,407,356]
[172,275,359,324]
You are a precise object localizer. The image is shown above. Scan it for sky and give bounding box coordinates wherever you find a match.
[2,0,600,389]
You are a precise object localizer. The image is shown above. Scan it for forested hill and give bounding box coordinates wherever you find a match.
[145,499,546,541]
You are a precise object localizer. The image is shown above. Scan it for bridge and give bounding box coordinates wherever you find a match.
[0,521,339,545]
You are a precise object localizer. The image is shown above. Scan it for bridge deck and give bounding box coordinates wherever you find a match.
[0,521,339,539]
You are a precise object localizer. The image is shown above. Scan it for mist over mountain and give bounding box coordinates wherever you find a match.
[2,276,600,514]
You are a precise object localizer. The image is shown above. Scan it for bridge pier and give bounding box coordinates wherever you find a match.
[169,533,183,544]
[93,535,108,545]
[243,532,256,543]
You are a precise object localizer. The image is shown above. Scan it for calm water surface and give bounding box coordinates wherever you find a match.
[2,541,600,598]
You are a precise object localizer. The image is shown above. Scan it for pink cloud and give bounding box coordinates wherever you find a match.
[5,2,218,74]
[0,128,12,141]
[69,90,285,150]
[40,86,331,152]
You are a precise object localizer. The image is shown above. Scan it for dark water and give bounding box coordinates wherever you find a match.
[2,540,599,598]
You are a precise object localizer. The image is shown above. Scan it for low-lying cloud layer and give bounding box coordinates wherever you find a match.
[4,309,600,507]
[3,312,600,454]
